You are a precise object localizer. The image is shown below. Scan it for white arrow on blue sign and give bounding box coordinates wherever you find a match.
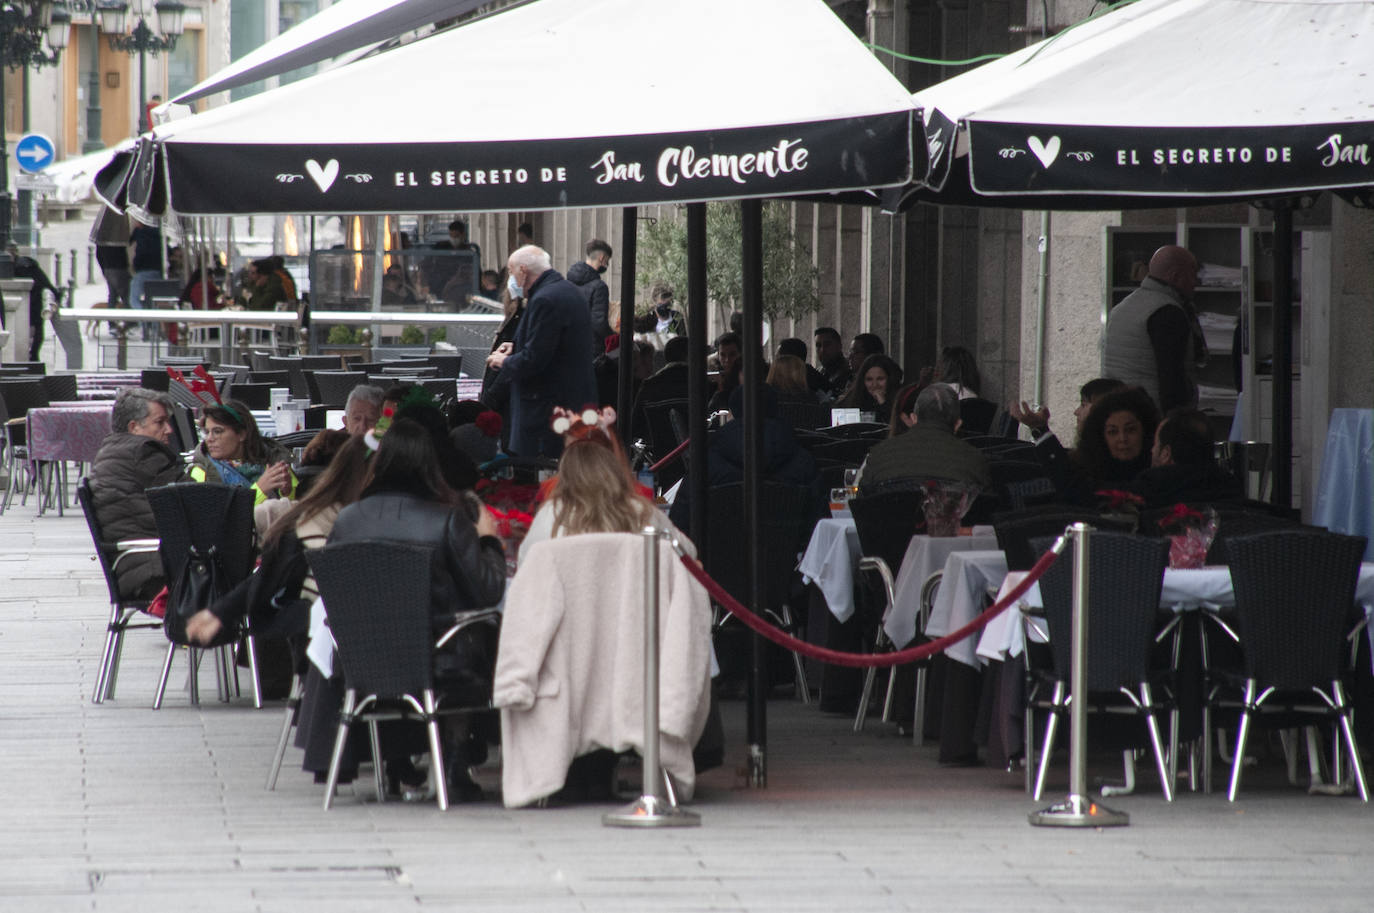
[15,133,56,174]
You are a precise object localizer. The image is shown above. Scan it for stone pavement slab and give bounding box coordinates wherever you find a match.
[1,507,1372,912]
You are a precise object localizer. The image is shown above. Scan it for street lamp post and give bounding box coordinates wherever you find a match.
[62,0,105,152]
[95,0,184,136]
[0,0,72,277]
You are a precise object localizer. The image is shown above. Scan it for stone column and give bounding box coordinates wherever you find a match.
[1,278,33,362]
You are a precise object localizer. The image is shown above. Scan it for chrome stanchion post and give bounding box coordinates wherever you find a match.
[1030,523,1128,828]
[604,527,701,828]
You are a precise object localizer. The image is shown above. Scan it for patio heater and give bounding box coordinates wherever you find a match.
[0,0,72,277]
[93,0,184,136]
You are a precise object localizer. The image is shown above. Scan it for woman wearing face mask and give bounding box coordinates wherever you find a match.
[1065,386,1161,505]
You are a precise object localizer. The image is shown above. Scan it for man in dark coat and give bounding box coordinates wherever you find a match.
[566,239,613,354]
[486,245,596,458]
[89,388,189,599]
[9,243,64,360]
[1129,408,1243,507]
[858,383,991,495]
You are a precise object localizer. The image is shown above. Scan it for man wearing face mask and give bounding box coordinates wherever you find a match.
[650,283,687,337]
[487,246,597,457]
[566,239,614,354]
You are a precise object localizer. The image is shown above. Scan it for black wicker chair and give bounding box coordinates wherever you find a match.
[146,483,257,708]
[849,490,930,734]
[312,371,370,408]
[308,541,499,811]
[77,478,163,704]
[993,510,1135,573]
[705,482,813,698]
[775,399,831,432]
[641,398,688,488]
[1204,530,1369,801]
[228,382,273,410]
[1026,532,1175,801]
[38,373,78,403]
[986,459,1055,513]
[0,377,50,510]
[248,370,291,388]
[808,438,875,466]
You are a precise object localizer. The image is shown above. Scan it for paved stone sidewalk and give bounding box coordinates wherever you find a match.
[2,507,1372,912]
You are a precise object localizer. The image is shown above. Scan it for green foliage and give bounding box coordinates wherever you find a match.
[399,324,426,344]
[427,327,447,343]
[326,324,358,344]
[637,202,822,322]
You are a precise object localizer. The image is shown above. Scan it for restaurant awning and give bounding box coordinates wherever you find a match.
[102,0,920,217]
[902,0,1374,207]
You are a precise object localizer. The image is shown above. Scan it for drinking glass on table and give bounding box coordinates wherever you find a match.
[829,487,850,515]
[843,468,860,497]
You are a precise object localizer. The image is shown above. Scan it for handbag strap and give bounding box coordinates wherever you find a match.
[176,485,241,562]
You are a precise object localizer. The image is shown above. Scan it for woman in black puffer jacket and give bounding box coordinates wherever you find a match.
[298,419,506,798]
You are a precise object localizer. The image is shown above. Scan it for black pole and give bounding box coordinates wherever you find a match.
[686,203,709,553]
[1271,205,1294,512]
[618,207,637,443]
[0,62,12,278]
[740,198,766,787]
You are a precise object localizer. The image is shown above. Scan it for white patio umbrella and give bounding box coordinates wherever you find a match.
[171,0,502,105]
[99,0,919,217]
[897,0,1374,508]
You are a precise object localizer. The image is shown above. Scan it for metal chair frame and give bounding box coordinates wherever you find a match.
[77,478,163,703]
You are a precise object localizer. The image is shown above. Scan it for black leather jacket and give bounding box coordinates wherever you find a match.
[328,491,507,622]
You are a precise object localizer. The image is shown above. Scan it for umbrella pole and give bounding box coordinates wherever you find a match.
[741,198,766,787]
[618,207,637,445]
[686,203,709,555]
[1271,205,1294,512]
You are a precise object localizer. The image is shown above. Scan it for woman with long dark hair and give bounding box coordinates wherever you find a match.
[323,418,506,800]
[839,353,903,426]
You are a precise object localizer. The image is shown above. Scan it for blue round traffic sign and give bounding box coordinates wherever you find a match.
[15,133,56,174]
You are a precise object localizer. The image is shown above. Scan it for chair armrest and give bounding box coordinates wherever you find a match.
[434,608,501,650]
[1347,614,1370,669]
[110,539,161,572]
[857,556,897,620]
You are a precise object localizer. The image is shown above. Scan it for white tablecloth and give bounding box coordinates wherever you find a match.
[923,551,1008,667]
[885,529,997,649]
[798,518,861,622]
[978,563,1374,669]
[1313,408,1374,561]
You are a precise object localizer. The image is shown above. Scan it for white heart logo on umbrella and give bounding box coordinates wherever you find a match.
[1027,136,1061,169]
[305,158,340,193]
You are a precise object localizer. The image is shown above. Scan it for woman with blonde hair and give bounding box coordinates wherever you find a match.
[766,354,816,402]
[519,410,693,564]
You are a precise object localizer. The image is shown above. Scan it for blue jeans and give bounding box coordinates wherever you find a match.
[129,269,160,336]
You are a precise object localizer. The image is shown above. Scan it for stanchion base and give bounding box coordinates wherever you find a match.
[602,795,701,828]
[1028,793,1129,828]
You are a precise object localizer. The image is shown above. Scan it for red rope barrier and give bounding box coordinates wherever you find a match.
[680,546,1062,668]
[647,438,691,473]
